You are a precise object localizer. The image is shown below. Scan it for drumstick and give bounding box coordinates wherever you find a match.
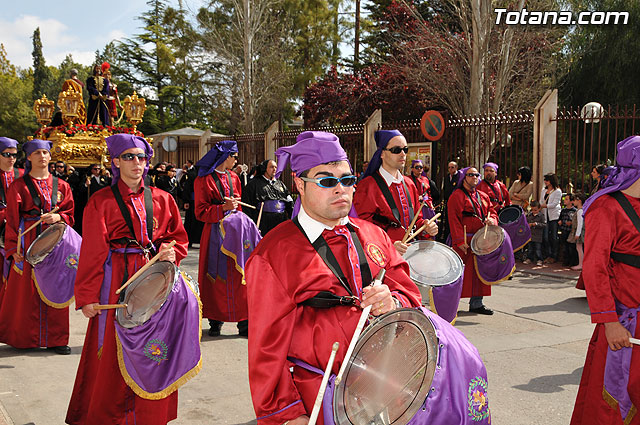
[630,338,640,345]
[308,342,340,425]
[18,206,60,239]
[94,303,127,310]
[464,225,467,246]
[256,202,264,229]
[116,240,177,294]
[335,268,386,386]
[401,199,427,244]
[405,213,441,244]
[483,223,489,239]
[224,197,257,210]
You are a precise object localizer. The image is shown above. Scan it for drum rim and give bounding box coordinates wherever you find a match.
[403,240,464,287]
[25,222,67,265]
[470,225,504,256]
[498,205,523,225]
[115,261,177,329]
[333,308,438,425]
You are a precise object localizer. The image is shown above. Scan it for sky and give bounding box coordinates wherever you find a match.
[0,0,202,69]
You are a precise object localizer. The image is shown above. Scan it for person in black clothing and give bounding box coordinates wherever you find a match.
[179,160,203,247]
[423,163,440,204]
[241,159,293,235]
[440,161,461,241]
[86,64,109,125]
[155,164,178,202]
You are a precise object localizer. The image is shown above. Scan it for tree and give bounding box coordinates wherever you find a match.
[31,27,51,101]
[0,44,38,141]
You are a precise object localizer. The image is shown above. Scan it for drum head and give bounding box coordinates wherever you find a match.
[333,309,438,425]
[25,222,66,265]
[470,225,504,256]
[403,240,463,287]
[498,205,522,225]
[115,261,176,329]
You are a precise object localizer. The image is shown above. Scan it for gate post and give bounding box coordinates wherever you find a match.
[364,109,382,164]
[265,120,279,160]
[533,89,558,199]
[199,129,211,159]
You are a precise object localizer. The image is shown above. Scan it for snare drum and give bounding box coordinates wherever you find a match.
[470,225,515,285]
[114,261,202,399]
[403,240,463,322]
[498,205,531,252]
[26,222,81,308]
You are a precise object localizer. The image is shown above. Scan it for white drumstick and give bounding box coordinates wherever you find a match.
[335,269,386,386]
[308,342,340,425]
[630,337,640,345]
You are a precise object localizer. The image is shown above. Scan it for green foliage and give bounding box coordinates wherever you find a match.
[31,28,51,101]
[0,44,38,141]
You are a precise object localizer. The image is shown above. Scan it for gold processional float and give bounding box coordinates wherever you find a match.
[32,90,150,168]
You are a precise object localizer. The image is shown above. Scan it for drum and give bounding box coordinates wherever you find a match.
[333,308,438,425]
[114,261,202,399]
[498,205,531,252]
[403,240,463,322]
[470,225,515,285]
[26,222,81,308]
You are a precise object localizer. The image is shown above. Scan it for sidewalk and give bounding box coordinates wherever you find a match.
[515,259,581,281]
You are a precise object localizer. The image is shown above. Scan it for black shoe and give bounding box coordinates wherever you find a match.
[208,327,221,337]
[469,306,494,315]
[238,329,248,337]
[49,345,71,355]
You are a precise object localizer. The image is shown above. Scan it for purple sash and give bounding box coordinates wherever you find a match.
[262,200,286,213]
[32,224,81,308]
[499,205,531,252]
[115,271,202,399]
[474,228,515,285]
[603,302,639,421]
[429,276,463,323]
[422,205,436,221]
[288,358,337,425]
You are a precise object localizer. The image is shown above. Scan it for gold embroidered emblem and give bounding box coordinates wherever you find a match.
[365,242,387,267]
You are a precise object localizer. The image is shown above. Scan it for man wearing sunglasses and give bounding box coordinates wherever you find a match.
[245,131,422,425]
[67,134,190,424]
[354,130,438,255]
[476,162,510,213]
[447,166,499,315]
[409,159,437,221]
[0,139,75,354]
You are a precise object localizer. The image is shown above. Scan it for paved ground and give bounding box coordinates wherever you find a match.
[0,248,592,425]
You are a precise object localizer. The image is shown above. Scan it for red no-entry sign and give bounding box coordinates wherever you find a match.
[420,110,445,141]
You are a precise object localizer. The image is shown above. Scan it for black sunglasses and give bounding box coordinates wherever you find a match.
[413,165,423,169]
[120,153,148,161]
[466,173,481,177]
[384,146,409,154]
[300,175,358,188]
[0,152,17,158]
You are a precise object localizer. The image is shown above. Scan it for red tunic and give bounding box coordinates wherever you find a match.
[0,174,73,348]
[476,179,510,212]
[353,172,429,242]
[0,168,23,307]
[194,171,247,321]
[571,193,640,425]
[410,174,434,209]
[246,217,422,425]
[66,179,188,425]
[447,187,498,298]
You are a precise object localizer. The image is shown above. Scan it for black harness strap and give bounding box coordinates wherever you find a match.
[0,168,19,207]
[293,216,373,308]
[609,191,640,268]
[372,172,414,228]
[212,171,234,203]
[23,175,58,236]
[461,186,486,222]
[486,182,504,206]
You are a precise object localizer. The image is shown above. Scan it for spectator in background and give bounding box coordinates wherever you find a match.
[509,166,533,210]
[422,163,440,204]
[179,159,202,248]
[441,161,461,241]
[570,192,588,271]
[558,193,578,267]
[155,164,178,202]
[540,173,562,263]
[590,163,606,195]
[524,200,546,266]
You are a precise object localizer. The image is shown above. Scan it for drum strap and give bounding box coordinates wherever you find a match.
[486,182,504,206]
[212,170,233,203]
[0,168,19,207]
[609,191,640,268]
[372,172,414,228]
[461,187,486,222]
[24,175,58,236]
[293,216,372,306]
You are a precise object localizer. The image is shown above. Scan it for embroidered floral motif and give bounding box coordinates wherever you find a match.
[467,376,490,421]
[144,338,168,364]
[365,242,387,267]
[65,253,79,269]
[499,255,507,264]
[517,226,525,234]
[152,217,159,232]
[243,239,252,250]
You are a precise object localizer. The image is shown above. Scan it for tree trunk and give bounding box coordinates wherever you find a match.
[242,0,254,133]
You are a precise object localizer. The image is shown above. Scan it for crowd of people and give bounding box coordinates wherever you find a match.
[0,126,635,425]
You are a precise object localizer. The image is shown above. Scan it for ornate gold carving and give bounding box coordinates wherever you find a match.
[33,95,55,127]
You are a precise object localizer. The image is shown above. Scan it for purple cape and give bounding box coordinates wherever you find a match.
[197,140,238,177]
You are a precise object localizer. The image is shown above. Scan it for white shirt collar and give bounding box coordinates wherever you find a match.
[378,166,404,186]
[262,175,275,183]
[297,205,354,243]
[215,169,227,175]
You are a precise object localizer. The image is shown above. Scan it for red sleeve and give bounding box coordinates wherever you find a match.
[447,190,466,247]
[194,175,225,223]
[405,177,429,239]
[4,179,24,257]
[152,188,189,265]
[57,179,75,226]
[479,191,498,222]
[353,177,377,223]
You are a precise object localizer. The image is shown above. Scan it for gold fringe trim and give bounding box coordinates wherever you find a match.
[115,274,203,400]
[31,270,74,309]
[602,387,638,424]
[625,405,637,425]
[428,286,459,325]
[474,257,515,286]
[512,237,531,253]
[219,218,247,285]
[12,263,23,275]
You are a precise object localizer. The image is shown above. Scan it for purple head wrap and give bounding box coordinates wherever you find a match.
[275,131,349,179]
[455,166,472,191]
[105,133,154,185]
[0,137,18,152]
[361,130,404,179]
[584,136,640,215]
[483,162,499,172]
[196,140,238,177]
[23,139,52,175]
[411,159,423,167]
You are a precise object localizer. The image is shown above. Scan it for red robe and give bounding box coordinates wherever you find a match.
[477,179,510,212]
[0,174,74,348]
[447,187,498,298]
[410,173,435,209]
[66,179,188,425]
[353,172,429,242]
[246,217,422,425]
[571,193,640,425]
[194,171,247,322]
[0,168,23,306]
